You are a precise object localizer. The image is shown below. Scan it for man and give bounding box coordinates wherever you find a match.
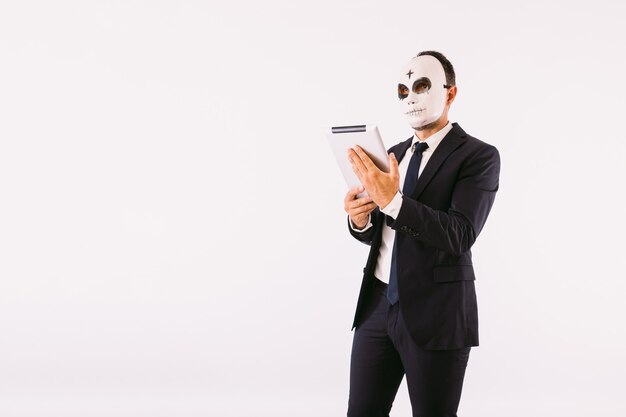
[343,51,500,417]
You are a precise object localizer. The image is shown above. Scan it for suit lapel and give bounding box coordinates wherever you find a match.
[391,137,413,164]
[410,123,467,200]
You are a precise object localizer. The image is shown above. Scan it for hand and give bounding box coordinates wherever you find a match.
[344,186,377,229]
[348,146,400,209]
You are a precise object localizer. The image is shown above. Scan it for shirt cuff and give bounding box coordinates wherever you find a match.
[380,191,403,219]
[350,215,373,232]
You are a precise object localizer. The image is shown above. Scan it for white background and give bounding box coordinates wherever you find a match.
[1,1,625,416]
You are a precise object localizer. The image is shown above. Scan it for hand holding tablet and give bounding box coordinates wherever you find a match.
[347,145,400,210]
[326,125,390,198]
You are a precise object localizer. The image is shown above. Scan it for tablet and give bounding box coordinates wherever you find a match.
[326,125,389,198]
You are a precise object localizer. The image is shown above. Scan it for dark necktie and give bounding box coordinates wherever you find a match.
[387,141,429,305]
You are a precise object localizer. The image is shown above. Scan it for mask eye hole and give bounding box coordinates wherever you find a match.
[412,77,432,94]
[398,84,409,100]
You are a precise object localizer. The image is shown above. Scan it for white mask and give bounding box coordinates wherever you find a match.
[398,55,449,129]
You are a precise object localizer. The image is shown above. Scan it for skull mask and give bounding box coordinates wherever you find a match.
[398,55,449,130]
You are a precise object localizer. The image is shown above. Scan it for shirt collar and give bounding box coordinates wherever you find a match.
[411,121,452,154]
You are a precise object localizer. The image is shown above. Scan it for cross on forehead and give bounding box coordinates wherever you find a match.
[406,69,414,79]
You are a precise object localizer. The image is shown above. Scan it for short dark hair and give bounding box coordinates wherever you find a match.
[416,50,456,87]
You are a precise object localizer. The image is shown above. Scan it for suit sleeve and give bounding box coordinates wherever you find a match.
[390,145,500,255]
[347,208,381,246]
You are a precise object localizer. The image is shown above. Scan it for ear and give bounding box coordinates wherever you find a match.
[447,85,457,105]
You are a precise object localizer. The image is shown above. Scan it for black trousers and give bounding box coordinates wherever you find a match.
[347,279,471,417]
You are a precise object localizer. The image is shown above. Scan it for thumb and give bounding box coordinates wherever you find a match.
[389,153,399,177]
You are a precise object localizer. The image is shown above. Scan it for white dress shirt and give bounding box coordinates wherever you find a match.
[350,121,452,283]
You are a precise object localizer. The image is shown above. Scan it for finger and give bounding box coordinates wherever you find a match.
[344,187,366,211]
[352,145,378,171]
[347,195,373,209]
[346,198,369,211]
[348,148,368,178]
[351,202,377,216]
[345,186,365,202]
[389,152,399,178]
[357,201,377,212]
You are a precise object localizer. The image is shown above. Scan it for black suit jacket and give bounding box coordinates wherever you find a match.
[348,122,500,350]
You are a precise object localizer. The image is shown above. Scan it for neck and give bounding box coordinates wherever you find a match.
[414,116,449,141]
